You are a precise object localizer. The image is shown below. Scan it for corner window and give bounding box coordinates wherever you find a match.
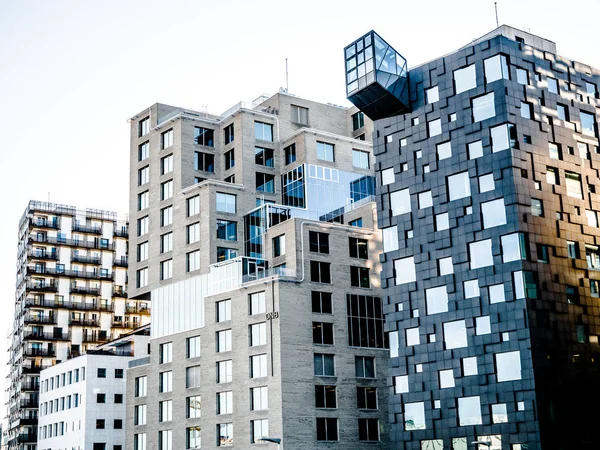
[490,123,515,153]
[291,105,309,125]
[316,141,335,162]
[484,54,509,83]
[216,193,236,213]
[352,149,370,169]
[138,117,149,137]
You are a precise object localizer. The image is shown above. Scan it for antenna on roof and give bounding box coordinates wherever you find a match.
[285,58,289,93]
[494,2,499,28]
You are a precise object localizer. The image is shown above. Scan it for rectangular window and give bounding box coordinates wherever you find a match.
[217,423,233,447]
[316,141,335,162]
[349,218,363,227]
[134,376,147,397]
[159,371,172,392]
[250,354,268,378]
[159,154,174,175]
[217,391,233,415]
[352,111,365,130]
[217,360,233,384]
[96,393,106,403]
[187,195,200,216]
[350,266,370,288]
[316,418,338,441]
[137,216,149,236]
[349,237,368,259]
[313,322,334,345]
[484,54,509,83]
[250,292,266,315]
[311,261,331,283]
[138,166,149,186]
[314,353,335,376]
[186,426,202,449]
[160,259,173,280]
[158,430,172,450]
[352,149,370,168]
[194,127,214,147]
[454,64,477,94]
[254,146,275,167]
[159,400,172,422]
[186,365,201,388]
[186,222,200,244]
[586,245,600,270]
[255,121,273,142]
[224,149,235,170]
[137,191,149,211]
[309,231,329,253]
[315,385,337,408]
[251,386,269,411]
[138,141,149,161]
[137,242,148,262]
[516,67,529,85]
[291,105,309,124]
[472,92,495,122]
[194,152,215,172]
[97,368,106,378]
[186,250,200,272]
[547,77,558,94]
[357,387,377,410]
[256,172,275,193]
[581,111,597,137]
[134,433,147,450]
[312,291,332,314]
[426,85,439,104]
[186,395,202,419]
[355,356,375,378]
[250,322,267,346]
[159,342,173,364]
[161,180,173,200]
[272,234,285,257]
[134,404,147,425]
[217,247,237,262]
[139,117,149,137]
[447,171,471,201]
[520,101,532,119]
[557,104,569,121]
[347,294,385,348]
[224,123,234,144]
[284,143,296,165]
[216,329,232,352]
[565,171,583,198]
[250,419,269,444]
[428,118,441,137]
[161,129,173,149]
[359,418,380,441]
[216,300,231,322]
[216,193,236,213]
[161,206,173,226]
[187,336,201,359]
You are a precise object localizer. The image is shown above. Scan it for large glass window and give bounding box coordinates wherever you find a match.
[256,172,275,193]
[481,198,506,229]
[426,86,439,104]
[316,418,338,441]
[358,418,380,441]
[490,123,514,152]
[317,141,335,162]
[194,127,214,147]
[314,353,334,376]
[428,118,442,137]
[472,92,495,122]
[469,239,493,269]
[255,121,273,142]
[565,171,583,198]
[186,365,201,388]
[309,231,329,253]
[484,54,509,83]
[390,188,411,215]
[437,141,452,160]
[495,351,522,382]
[448,172,471,201]
[216,219,237,241]
[454,64,477,94]
[346,294,385,348]
[404,402,426,430]
[443,320,468,349]
[216,193,236,213]
[352,149,370,168]
[426,286,449,315]
[458,396,482,426]
[394,256,416,285]
[255,147,274,167]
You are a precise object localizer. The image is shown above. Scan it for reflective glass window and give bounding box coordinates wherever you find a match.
[418,191,433,209]
[436,213,449,231]
[454,64,477,94]
[404,402,426,430]
[458,396,482,426]
[469,239,493,269]
[443,320,468,349]
[472,93,495,122]
[394,256,416,285]
[316,141,335,162]
[426,86,439,104]
[426,286,448,315]
[462,357,478,376]
[547,77,558,94]
[428,118,442,137]
[565,171,583,198]
[516,68,528,85]
[438,257,453,276]
[437,141,452,160]
[352,149,370,168]
[484,54,509,83]
[468,140,483,159]
[390,188,411,215]
[495,351,522,382]
[382,226,398,252]
[448,172,471,201]
[439,369,455,388]
[489,284,506,304]
[481,198,506,229]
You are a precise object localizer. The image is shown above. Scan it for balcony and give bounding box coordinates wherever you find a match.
[26,281,58,293]
[72,301,112,312]
[111,321,131,329]
[28,265,113,281]
[19,416,38,426]
[113,256,128,268]
[23,314,57,325]
[19,398,39,409]
[26,248,59,261]
[22,364,51,374]
[23,347,55,357]
[70,284,101,295]
[29,234,114,251]
[30,218,59,229]
[72,223,102,234]
[112,287,127,298]
[71,254,101,264]
[23,297,58,308]
[23,331,70,341]
[18,432,38,443]
[69,318,100,327]
[20,382,40,392]
[82,333,110,343]
[114,228,129,238]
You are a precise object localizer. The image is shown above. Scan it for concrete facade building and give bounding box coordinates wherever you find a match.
[345,27,600,450]
[125,92,389,449]
[6,201,150,450]
[37,326,150,450]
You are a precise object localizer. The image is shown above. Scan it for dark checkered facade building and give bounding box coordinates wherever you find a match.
[346,26,600,450]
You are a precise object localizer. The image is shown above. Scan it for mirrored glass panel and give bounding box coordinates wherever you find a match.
[495,350,522,382]
[443,320,468,349]
[426,286,448,315]
[404,402,426,430]
[458,396,482,426]
[469,239,493,269]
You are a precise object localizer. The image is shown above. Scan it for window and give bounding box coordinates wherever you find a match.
[585,81,598,96]
[216,329,232,352]
[139,117,149,137]
[531,198,544,216]
[315,385,337,408]
[546,167,558,185]
[187,195,200,216]
[255,121,273,141]
[195,152,215,172]
[250,292,266,315]
[352,149,370,168]
[469,239,493,269]
[547,77,558,94]
[254,146,275,167]
[454,64,477,94]
[394,256,416,285]
[224,149,235,170]
[311,261,331,283]
[97,368,106,378]
[137,242,148,262]
[312,322,334,345]
[447,171,471,201]
[187,336,201,358]
[312,291,333,314]
[316,141,335,162]
[186,395,202,419]
[351,266,369,289]
[314,353,335,376]
[216,219,236,241]
[160,180,174,201]
[472,92,495,122]
[138,166,149,186]
[134,376,147,397]
[272,234,285,257]
[159,371,172,392]
[309,231,329,253]
[349,237,368,259]
[159,400,172,422]
[217,423,233,447]
[251,419,269,444]
[495,351,522,382]
[250,354,268,378]
[458,396,482,426]
[134,433,147,450]
[217,247,237,262]
[250,386,268,411]
[492,404,508,424]
[96,419,105,429]
[390,188,411,215]
[183,223,200,246]
[382,226,399,253]
[586,245,600,270]
[352,111,365,130]
[491,123,515,152]
[96,393,106,403]
[138,141,149,161]
[160,259,173,280]
[439,369,455,388]
[426,286,449,315]
[549,142,562,160]
[256,172,275,193]
[159,342,173,363]
[138,191,149,211]
[291,104,309,124]
[568,241,580,259]
[316,418,338,441]
[346,294,385,348]
[114,393,123,403]
[557,104,568,121]
[428,118,441,137]
[186,426,202,449]
[250,322,267,346]
[194,127,214,146]
[481,198,506,229]
[520,101,532,119]
[186,365,201,388]
[216,193,236,213]
[462,357,478,376]
[355,356,375,379]
[516,67,529,85]
[467,140,483,159]
[134,404,147,425]
[137,216,149,236]
[484,54,509,82]
[284,143,296,165]
[162,129,173,149]
[217,391,233,415]
[426,85,439,104]
[224,123,234,144]
[114,419,123,429]
[418,191,433,209]
[161,206,173,226]
[349,217,363,227]
[217,360,233,383]
[381,168,395,186]
[187,250,200,272]
[158,430,172,450]
[565,171,583,198]
[404,402,426,430]
[216,300,231,322]
[443,320,468,349]
[501,233,528,262]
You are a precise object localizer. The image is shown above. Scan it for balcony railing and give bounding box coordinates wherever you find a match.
[70,285,101,295]
[82,333,110,343]
[27,265,113,280]
[113,256,128,268]
[19,416,38,426]
[112,287,127,297]
[29,234,114,250]
[24,298,112,312]
[25,281,58,292]
[71,254,101,264]
[18,432,38,443]
[69,318,100,327]
[20,382,40,391]
[24,297,56,308]
[72,223,102,234]
[19,398,39,408]
[31,218,59,229]
[23,331,70,341]
[125,304,149,314]
[22,364,52,374]
[23,348,55,357]
[26,248,59,260]
[128,356,150,368]
[111,321,131,329]
[114,228,129,238]
[23,314,57,325]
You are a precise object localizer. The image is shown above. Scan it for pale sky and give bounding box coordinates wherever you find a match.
[1,0,599,395]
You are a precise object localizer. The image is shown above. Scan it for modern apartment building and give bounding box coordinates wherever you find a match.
[345,27,600,450]
[37,325,150,450]
[125,92,389,449]
[6,201,150,450]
